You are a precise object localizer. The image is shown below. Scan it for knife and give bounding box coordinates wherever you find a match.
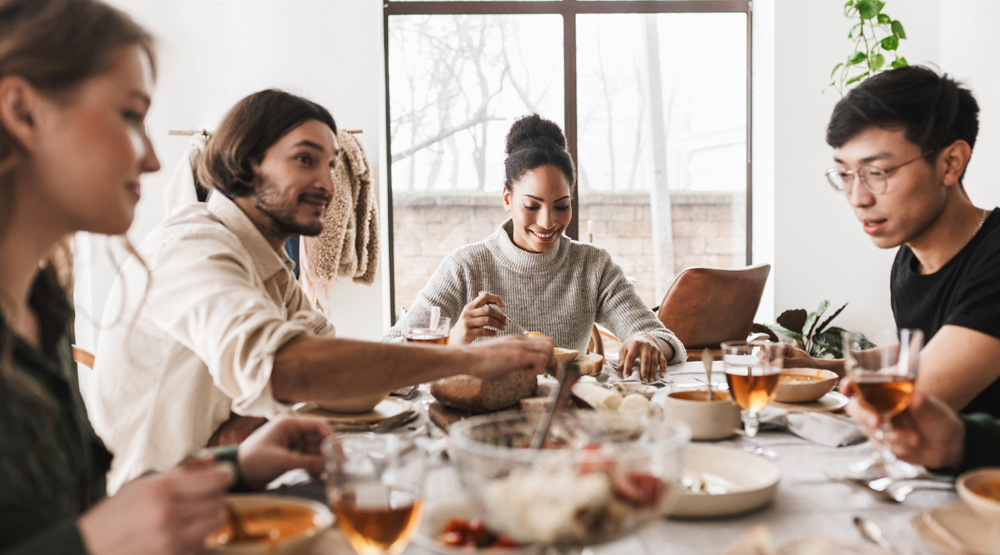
[487,303,531,336]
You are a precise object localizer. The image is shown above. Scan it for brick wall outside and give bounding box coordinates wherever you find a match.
[392,190,746,309]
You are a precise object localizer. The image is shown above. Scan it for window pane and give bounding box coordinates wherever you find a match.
[389,14,564,314]
[577,13,747,307]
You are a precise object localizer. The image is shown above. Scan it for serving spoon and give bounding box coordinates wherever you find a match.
[530,362,581,451]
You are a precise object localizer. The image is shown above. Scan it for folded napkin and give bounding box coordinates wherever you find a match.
[760,408,865,447]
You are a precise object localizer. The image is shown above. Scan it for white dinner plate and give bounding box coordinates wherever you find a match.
[295,398,411,424]
[668,444,781,518]
[411,497,541,555]
[770,391,849,413]
[911,502,998,555]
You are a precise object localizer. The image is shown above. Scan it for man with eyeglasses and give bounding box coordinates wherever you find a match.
[782,66,1000,472]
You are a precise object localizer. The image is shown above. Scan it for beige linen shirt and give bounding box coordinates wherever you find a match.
[87,193,334,493]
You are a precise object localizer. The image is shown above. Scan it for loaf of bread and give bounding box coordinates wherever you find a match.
[431,371,537,413]
[575,353,605,376]
[571,382,622,410]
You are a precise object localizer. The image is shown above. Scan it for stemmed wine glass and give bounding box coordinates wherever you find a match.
[845,328,923,479]
[323,434,425,555]
[722,340,784,459]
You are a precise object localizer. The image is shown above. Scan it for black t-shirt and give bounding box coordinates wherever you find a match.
[891,208,1000,417]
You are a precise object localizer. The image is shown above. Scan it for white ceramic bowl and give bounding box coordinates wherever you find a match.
[663,389,741,440]
[669,444,781,518]
[315,392,387,414]
[957,467,1000,523]
[773,368,839,403]
[201,494,333,555]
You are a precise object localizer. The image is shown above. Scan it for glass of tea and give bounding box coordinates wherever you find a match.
[844,328,923,479]
[402,313,451,345]
[722,340,784,459]
[323,434,425,555]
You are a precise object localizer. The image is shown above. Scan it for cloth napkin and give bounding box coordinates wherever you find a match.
[760,407,865,447]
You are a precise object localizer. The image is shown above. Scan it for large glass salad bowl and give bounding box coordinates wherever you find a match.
[448,412,690,548]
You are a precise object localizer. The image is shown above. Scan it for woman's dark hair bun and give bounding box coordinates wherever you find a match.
[503,114,575,192]
[505,114,566,155]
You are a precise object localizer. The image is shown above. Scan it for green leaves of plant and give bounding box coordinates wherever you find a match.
[776,309,808,334]
[891,19,906,39]
[831,1,907,95]
[856,0,885,20]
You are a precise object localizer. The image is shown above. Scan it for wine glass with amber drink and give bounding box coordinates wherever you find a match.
[722,340,783,459]
[844,329,923,479]
[323,434,425,555]
[402,313,450,345]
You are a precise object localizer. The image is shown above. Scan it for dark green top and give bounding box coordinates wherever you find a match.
[955,413,1000,474]
[0,271,108,554]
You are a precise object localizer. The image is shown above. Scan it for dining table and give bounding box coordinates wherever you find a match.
[284,360,959,554]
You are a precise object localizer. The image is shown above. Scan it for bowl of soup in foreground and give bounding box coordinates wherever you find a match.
[202,494,333,555]
[774,368,839,403]
[316,392,388,414]
[958,468,1000,523]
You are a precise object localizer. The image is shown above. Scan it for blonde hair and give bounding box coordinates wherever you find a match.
[0,0,154,416]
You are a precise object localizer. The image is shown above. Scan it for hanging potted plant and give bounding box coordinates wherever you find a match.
[828,0,908,96]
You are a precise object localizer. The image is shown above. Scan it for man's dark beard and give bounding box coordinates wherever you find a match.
[252,175,327,237]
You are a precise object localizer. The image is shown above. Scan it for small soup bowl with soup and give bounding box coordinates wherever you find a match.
[774,368,839,403]
[958,468,1000,523]
[663,387,742,440]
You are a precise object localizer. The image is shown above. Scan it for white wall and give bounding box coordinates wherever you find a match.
[765,0,940,338]
[75,0,387,383]
[941,0,1000,212]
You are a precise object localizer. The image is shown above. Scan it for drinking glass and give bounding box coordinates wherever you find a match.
[844,328,923,479]
[402,314,450,345]
[722,340,784,459]
[323,434,425,555]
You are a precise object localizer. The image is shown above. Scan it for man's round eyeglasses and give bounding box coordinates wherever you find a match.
[825,152,933,195]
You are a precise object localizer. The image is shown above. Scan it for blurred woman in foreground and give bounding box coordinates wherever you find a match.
[0,1,331,554]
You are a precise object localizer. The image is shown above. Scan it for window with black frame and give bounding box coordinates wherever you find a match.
[385,0,751,321]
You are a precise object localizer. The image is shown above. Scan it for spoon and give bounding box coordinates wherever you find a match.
[530,362,581,451]
[853,516,898,553]
[224,502,267,543]
[701,348,714,401]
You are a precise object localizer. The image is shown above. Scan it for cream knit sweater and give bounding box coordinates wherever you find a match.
[382,220,686,364]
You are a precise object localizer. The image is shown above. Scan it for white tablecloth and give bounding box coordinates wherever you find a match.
[306,361,957,554]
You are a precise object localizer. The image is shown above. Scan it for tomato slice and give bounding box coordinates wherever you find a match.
[611,471,668,508]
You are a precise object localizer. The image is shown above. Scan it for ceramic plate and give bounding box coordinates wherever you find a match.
[295,399,411,424]
[411,497,541,555]
[668,444,781,518]
[911,502,997,555]
[770,391,849,413]
[203,494,334,555]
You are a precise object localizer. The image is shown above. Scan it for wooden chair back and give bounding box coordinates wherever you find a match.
[656,264,770,360]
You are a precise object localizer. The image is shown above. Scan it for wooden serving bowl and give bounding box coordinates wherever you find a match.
[773,368,838,403]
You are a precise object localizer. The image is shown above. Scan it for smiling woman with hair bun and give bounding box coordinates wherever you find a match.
[383,114,686,383]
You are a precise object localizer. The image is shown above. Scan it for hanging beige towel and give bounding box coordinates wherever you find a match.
[301,130,379,300]
[162,133,208,218]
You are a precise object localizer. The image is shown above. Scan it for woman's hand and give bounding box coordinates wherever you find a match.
[449,292,509,345]
[237,414,334,489]
[618,332,670,383]
[78,463,233,555]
